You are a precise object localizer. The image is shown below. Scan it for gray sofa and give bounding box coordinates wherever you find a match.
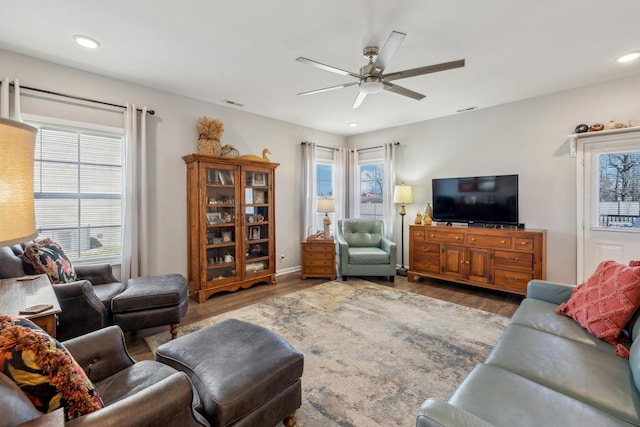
[417,279,640,427]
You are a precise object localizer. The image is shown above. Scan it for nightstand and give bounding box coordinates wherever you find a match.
[301,239,336,280]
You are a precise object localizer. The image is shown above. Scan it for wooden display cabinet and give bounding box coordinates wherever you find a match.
[183,154,279,303]
[408,225,546,295]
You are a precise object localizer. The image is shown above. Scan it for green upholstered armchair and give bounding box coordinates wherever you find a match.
[336,219,397,282]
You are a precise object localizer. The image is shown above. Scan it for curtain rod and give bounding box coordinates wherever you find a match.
[4,81,155,115]
[301,141,399,151]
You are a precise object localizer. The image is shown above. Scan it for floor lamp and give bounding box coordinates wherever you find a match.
[0,118,38,246]
[393,183,413,276]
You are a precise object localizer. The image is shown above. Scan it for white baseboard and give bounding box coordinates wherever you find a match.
[276,266,301,276]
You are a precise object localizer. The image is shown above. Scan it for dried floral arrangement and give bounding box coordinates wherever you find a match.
[196,116,224,141]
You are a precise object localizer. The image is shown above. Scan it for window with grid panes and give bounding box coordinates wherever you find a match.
[28,120,124,261]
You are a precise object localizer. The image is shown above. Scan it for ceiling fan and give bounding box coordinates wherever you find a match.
[296,30,465,109]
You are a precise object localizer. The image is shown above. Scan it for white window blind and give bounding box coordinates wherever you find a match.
[28,120,124,261]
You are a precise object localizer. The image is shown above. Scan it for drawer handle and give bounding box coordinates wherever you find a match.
[506,256,520,263]
[500,240,506,244]
[470,237,476,241]
[423,246,432,251]
[430,234,435,238]
[520,241,529,246]
[455,236,460,240]
[506,275,520,282]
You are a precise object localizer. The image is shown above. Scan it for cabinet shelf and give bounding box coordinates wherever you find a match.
[184,153,279,303]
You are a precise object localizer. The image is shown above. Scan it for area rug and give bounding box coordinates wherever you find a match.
[145,279,510,427]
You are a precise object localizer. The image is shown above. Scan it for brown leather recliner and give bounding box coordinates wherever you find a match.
[0,326,209,427]
[0,243,124,341]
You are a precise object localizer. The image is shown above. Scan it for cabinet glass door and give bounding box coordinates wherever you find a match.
[204,167,238,282]
[244,170,270,275]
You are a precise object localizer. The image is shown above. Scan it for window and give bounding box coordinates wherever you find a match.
[28,119,124,262]
[315,162,334,227]
[597,150,640,228]
[359,161,384,220]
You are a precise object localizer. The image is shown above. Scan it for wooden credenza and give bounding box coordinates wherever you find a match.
[301,239,336,280]
[408,225,546,295]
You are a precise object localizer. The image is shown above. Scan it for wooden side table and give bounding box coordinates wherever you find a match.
[301,239,336,280]
[0,275,61,337]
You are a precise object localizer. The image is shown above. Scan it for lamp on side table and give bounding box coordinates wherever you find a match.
[317,198,335,239]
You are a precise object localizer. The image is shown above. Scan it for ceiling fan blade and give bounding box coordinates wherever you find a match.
[298,81,359,96]
[296,57,364,79]
[373,31,406,73]
[383,82,425,100]
[383,59,465,81]
[352,91,367,109]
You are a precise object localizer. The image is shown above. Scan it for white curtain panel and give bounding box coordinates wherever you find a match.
[301,142,317,238]
[0,78,21,120]
[382,142,397,240]
[121,104,148,280]
[347,148,360,218]
[0,77,8,118]
[333,148,348,220]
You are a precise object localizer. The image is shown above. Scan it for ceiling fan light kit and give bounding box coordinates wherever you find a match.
[359,78,384,94]
[296,30,465,109]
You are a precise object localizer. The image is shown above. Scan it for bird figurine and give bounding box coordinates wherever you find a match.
[239,148,271,162]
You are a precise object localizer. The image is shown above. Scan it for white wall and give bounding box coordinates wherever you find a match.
[1,49,345,278]
[4,48,640,284]
[349,75,640,283]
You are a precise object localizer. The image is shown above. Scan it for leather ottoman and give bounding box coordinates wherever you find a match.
[155,318,304,427]
[111,274,188,339]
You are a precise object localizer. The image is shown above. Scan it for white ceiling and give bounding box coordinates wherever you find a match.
[2,0,640,136]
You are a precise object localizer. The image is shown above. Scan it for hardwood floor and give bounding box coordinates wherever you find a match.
[125,273,523,361]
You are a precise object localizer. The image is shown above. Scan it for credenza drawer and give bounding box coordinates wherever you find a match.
[414,241,440,254]
[466,235,512,248]
[413,256,440,274]
[494,268,532,293]
[494,250,533,270]
[412,228,426,241]
[426,230,465,243]
[514,237,534,250]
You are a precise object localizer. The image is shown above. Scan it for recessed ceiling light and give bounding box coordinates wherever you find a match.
[348,122,359,127]
[617,51,640,63]
[73,35,101,49]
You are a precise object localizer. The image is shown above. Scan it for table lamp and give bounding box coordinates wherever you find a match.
[393,183,413,276]
[0,117,38,246]
[316,198,335,239]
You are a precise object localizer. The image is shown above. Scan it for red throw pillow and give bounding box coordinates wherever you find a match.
[0,315,103,420]
[556,260,640,358]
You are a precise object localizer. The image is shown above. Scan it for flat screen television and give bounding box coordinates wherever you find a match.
[432,174,519,225]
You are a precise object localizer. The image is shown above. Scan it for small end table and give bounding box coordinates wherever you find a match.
[301,239,336,280]
[0,275,61,337]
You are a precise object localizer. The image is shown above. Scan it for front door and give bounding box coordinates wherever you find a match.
[577,129,640,282]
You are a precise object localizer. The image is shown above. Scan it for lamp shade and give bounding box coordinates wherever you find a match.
[0,118,37,246]
[393,184,413,204]
[316,198,335,213]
